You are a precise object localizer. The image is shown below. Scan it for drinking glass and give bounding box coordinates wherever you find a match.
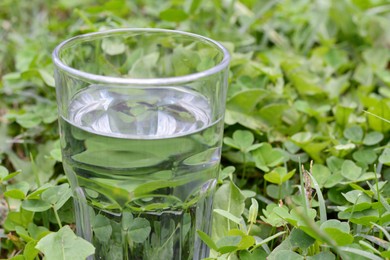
[53,28,230,260]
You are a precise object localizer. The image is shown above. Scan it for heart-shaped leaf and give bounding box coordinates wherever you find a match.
[320,219,353,246]
[92,214,112,243]
[128,218,151,243]
[264,167,296,185]
[343,125,363,143]
[36,225,95,260]
[341,160,362,180]
[363,131,384,145]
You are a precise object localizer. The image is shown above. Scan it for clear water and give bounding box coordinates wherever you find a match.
[60,85,223,260]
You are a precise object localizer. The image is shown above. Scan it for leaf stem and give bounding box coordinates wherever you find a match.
[242,152,247,179]
[52,207,63,229]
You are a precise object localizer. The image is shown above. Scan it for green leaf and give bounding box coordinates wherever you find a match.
[225,90,270,131]
[352,149,377,165]
[353,63,373,85]
[41,184,71,208]
[248,198,258,224]
[258,103,289,125]
[219,166,235,182]
[382,251,390,258]
[311,164,331,188]
[379,148,390,166]
[21,199,51,212]
[237,235,256,250]
[239,248,268,260]
[214,209,242,225]
[281,60,324,96]
[121,211,133,231]
[4,210,34,230]
[5,182,30,199]
[128,218,151,243]
[289,207,317,227]
[291,132,312,143]
[38,69,55,87]
[101,37,126,56]
[50,148,62,162]
[253,143,285,171]
[0,166,9,179]
[266,184,293,200]
[343,125,363,143]
[15,112,42,128]
[363,131,384,145]
[232,130,254,150]
[289,228,316,251]
[324,171,344,188]
[92,214,112,243]
[15,226,33,242]
[24,240,39,260]
[26,183,53,200]
[338,209,379,225]
[307,252,336,260]
[159,9,189,22]
[367,100,390,132]
[334,105,354,126]
[197,230,218,251]
[264,167,295,185]
[362,48,390,70]
[341,160,362,180]
[36,225,95,260]
[342,190,371,204]
[325,47,349,71]
[270,250,304,260]
[327,156,344,172]
[216,235,241,254]
[227,89,268,114]
[320,220,353,246]
[261,204,288,227]
[27,223,50,240]
[3,170,21,181]
[224,130,254,151]
[377,70,390,86]
[212,180,246,241]
[4,189,26,200]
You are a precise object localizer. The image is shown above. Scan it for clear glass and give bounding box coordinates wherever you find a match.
[53,28,230,260]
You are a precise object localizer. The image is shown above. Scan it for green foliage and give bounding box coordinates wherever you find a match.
[35,225,95,260]
[1,0,390,259]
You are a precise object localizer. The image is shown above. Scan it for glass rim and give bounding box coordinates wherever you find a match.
[52,28,231,85]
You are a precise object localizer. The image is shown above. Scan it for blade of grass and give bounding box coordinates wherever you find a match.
[357,232,390,250]
[339,246,383,260]
[371,223,390,243]
[358,240,382,255]
[308,172,327,224]
[363,110,390,124]
[250,231,286,252]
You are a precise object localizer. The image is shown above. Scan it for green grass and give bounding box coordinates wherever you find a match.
[1,0,390,259]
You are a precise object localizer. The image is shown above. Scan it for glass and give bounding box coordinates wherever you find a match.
[53,28,230,260]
